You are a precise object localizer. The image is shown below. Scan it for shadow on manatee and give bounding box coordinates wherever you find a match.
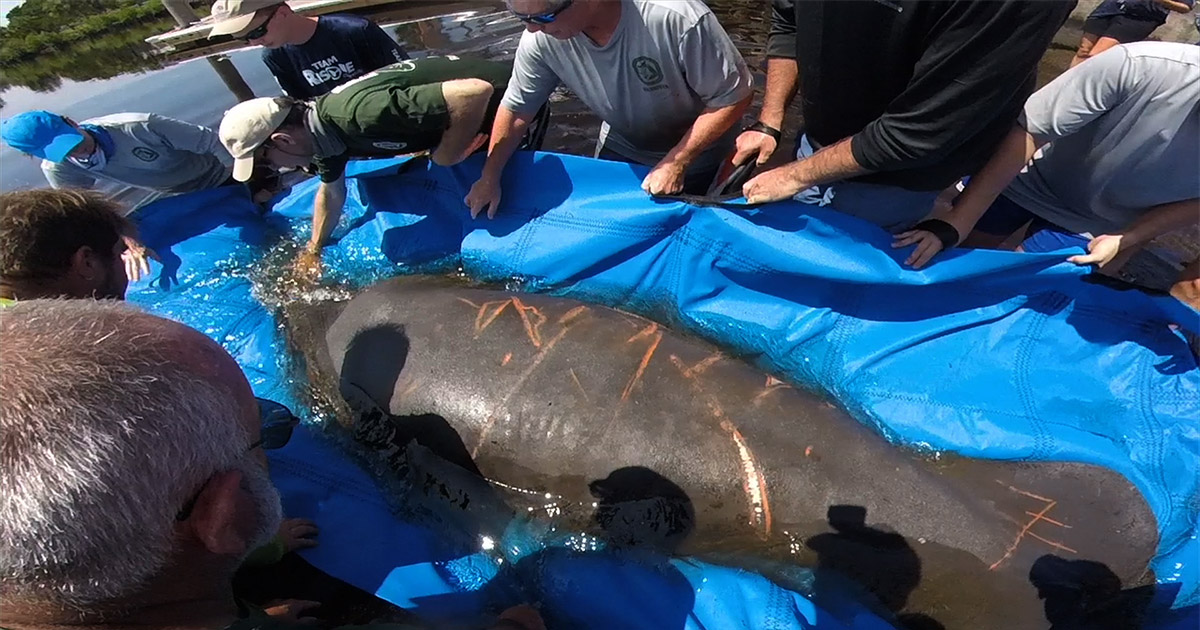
[807,505,944,630]
[588,466,695,554]
[1030,554,1155,630]
[339,324,483,478]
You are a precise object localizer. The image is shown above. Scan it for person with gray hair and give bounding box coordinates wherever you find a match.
[0,299,285,626]
[0,300,545,629]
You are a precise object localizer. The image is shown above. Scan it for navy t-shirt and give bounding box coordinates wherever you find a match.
[262,14,409,99]
[1087,0,1193,24]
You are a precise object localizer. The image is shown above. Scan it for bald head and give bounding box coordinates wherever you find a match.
[0,300,276,611]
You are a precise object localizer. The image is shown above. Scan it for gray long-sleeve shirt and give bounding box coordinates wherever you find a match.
[42,113,233,208]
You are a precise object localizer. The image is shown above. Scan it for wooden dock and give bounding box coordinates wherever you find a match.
[146,0,422,54]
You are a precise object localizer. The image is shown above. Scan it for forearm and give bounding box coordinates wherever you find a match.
[1116,198,1200,247]
[757,58,799,130]
[944,125,1041,227]
[479,106,534,181]
[431,79,494,166]
[309,179,347,251]
[780,136,869,189]
[1153,0,1192,13]
[663,95,752,168]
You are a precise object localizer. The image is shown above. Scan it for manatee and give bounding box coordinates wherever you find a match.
[284,277,1158,628]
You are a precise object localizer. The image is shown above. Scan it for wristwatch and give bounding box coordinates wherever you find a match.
[743,121,782,141]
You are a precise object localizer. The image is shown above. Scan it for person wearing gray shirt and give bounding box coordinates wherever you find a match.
[894,41,1198,309]
[1,111,235,214]
[465,0,753,218]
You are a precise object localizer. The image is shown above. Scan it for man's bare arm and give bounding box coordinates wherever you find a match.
[431,79,495,166]
[758,58,799,130]
[309,176,348,251]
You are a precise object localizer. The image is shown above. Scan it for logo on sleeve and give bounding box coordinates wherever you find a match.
[131,147,159,162]
[372,141,407,151]
[632,57,664,87]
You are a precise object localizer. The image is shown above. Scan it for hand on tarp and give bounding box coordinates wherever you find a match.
[643,159,687,196]
[466,173,503,219]
[120,234,160,283]
[262,599,321,625]
[1067,234,1124,268]
[278,517,319,553]
[489,604,545,630]
[892,217,968,269]
[742,163,806,204]
[1171,257,1200,311]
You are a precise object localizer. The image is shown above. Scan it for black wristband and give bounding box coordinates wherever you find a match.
[744,121,782,142]
[911,219,961,250]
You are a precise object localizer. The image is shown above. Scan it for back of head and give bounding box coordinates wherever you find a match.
[0,300,252,610]
[0,189,130,290]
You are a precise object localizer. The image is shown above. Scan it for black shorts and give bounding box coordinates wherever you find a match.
[1082,14,1161,43]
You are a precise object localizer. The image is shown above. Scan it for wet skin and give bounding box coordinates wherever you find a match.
[285,277,1158,628]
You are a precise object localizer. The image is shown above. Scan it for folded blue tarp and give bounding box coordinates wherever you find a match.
[127,152,1199,627]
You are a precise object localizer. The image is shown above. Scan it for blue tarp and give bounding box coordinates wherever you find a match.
[127,152,1199,628]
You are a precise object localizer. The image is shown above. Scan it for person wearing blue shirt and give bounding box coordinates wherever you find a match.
[208,0,409,99]
[1071,0,1195,67]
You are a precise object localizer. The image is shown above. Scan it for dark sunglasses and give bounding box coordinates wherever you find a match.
[176,397,299,521]
[240,5,280,41]
[512,0,573,24]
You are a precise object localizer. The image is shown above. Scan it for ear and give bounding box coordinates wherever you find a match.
[269,131,293,147]
[184,470,253,556]
[69,246,100,281]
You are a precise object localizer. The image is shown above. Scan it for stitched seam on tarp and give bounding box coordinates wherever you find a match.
[272,456,391,508]
[860,389,1035,420]
[1015,293,1061,462]
[1139,342,1173,528]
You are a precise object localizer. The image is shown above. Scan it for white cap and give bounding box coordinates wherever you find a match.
[207,0,285,38]
[219,97,292,182]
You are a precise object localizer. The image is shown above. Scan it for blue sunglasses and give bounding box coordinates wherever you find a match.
[175,398,298,520]
[512,0,573,24]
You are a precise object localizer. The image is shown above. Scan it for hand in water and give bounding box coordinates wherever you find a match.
[121,235,159,282]
[294,248,324,285]
[277,517,319,552]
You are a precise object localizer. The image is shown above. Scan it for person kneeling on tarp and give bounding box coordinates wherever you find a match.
[219,56,546,277]
[893,42,1199,311]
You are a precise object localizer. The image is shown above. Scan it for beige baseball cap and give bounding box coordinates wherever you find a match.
[207,0,286,38]
[219,97,292,182]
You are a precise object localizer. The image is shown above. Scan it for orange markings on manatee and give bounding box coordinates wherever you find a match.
[804,445,813,457]
[668,354,773,538]
[753,375,793,405]
[501,352,512,366]
[989,481,1076,571]
[621,325,662,402]
[463,297,548,349]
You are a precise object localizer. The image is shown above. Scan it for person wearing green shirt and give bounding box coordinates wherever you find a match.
[219,56,544,276]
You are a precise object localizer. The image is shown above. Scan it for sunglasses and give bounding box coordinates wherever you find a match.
[512,0,573,24]
[240,5,280,41]
[176,397,299,520]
